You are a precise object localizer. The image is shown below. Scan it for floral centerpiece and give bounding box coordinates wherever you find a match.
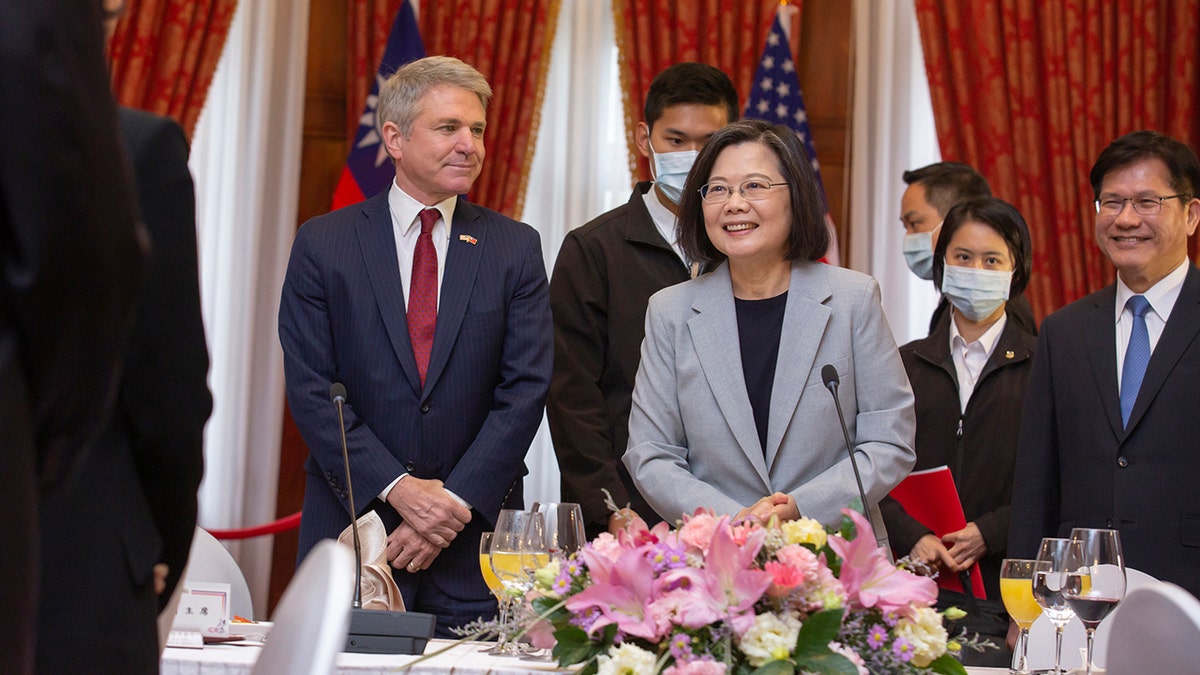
[521,508,970,675]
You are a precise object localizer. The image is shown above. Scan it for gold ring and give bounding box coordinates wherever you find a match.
[407,562,418,571]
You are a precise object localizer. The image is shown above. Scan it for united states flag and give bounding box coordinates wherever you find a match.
[743,11,840,264]
[331,0,425,209]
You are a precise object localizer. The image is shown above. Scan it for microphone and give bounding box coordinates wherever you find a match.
[330,383,362,608]
[329,383,435,654]
[821,365,872,525]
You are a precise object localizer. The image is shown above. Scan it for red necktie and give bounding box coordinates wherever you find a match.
[408,208,439,386]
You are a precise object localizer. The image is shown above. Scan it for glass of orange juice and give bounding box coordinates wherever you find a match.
[1000,558,1042,674]
[479,531,508,654]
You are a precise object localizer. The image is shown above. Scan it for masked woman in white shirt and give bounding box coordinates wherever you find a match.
[623,120,916,543]
[880,196,1036,665]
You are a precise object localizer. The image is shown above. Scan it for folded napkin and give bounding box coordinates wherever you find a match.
[338,512,406,611]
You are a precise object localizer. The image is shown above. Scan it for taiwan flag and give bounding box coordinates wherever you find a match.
[331,1,425,209]
[743,8,840,265]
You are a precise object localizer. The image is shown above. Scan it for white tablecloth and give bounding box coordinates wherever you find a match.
[161,639,1008,674]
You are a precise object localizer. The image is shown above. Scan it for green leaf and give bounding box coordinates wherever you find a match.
[551,626,597,666]
[927,653,970,675]
[794,608,846,653]
[794,650,861,675]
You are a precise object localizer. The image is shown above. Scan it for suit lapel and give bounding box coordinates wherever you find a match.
[687,264,770,485]
[1083,285,1123,439]
[422,199,484,397]
[356,193,422,394]
[766,263,830,469]
[1125,266,1200,434]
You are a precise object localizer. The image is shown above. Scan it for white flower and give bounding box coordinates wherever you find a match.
[737,612,801,667]
[597,642,658,675]
[895,606,949,667]
[827,641,869,675]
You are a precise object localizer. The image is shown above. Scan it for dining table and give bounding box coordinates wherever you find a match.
[160,638,1011,674]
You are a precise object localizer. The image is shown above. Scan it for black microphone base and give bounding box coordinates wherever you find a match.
[344,608,436,654]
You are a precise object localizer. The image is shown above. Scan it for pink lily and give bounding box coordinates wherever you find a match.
[701,517,773,634]
[827,508,936,614]
[565,545,662,640]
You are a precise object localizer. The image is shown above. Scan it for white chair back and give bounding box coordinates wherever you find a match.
[181,527,255,620]
[252,539,355,675]
[1104,581,1200,675]
[1025,566,1155,671]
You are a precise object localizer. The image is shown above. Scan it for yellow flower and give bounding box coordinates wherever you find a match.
[780,517,827,549]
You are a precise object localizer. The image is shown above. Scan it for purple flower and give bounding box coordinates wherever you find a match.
[648,541,688,573]
[867,624,888,650]
[669,633,693,661]
[892,636,914,662]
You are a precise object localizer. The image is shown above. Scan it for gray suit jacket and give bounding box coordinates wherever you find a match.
[624,261,916,545]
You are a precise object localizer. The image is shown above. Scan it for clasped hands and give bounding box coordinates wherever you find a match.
[910,522,986,573]
[736,492,800,523]
[384,476,471,573]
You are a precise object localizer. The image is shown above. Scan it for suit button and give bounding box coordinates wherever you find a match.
[1107,519,1114,528]
[405,461,416,472]
[1117,456,1129,468]
[420,403,430,414]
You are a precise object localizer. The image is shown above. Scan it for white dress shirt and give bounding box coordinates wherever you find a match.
[642,186,690,268]
[949,310,1007,412]
[389,181,456,307]
[1114,259,1188,391]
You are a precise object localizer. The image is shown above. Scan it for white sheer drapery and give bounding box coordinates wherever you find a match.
[189,0,311,615]
[518,0,632,506]
[848,0,941,346]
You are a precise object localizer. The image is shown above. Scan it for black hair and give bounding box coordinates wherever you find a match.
[902,162,992,217]
[643,63,739,130]
[1089,130,1200,199]
[932,196,1033,299]
[677,119,828,265]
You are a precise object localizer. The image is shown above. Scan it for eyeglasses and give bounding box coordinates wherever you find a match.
[1094,194,1189,217]
[698,180,789,204]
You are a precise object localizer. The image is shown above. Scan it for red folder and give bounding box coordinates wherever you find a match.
[888,465,987,599]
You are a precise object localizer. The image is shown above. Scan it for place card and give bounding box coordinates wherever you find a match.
[171,581,232,638]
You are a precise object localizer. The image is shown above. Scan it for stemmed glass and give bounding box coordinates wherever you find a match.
[1033,537,1082,674]
[531,502,586,560]
[478,532,508,654]
[1065,528,1126,675]
[1000,559,1043,674]
[490,509,544,656]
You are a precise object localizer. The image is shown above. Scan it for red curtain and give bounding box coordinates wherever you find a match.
[347,0,404,143]
[914,0,1200,318]
[107,0,239,139]
[347,1,562,217]
[611,0,800,181]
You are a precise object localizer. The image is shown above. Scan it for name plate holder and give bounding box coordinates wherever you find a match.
[169,580,232,645]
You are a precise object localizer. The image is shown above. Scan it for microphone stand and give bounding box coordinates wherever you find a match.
[329,383,435,654]
[821,365,888,553]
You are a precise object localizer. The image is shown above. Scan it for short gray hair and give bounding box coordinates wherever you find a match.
[377,56,492,136]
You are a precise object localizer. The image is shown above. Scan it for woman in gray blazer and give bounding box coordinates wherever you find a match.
[624,120,916,542]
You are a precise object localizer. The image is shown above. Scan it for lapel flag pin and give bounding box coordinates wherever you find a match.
[459,234,478,245]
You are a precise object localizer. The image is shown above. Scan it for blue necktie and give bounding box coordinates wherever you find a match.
[1120,295,1152,427]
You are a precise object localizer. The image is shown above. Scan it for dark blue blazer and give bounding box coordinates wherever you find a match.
[280,189,551,601]
[1010,265,1200,596]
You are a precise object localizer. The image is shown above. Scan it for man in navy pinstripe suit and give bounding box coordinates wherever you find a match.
[279,56,552,634]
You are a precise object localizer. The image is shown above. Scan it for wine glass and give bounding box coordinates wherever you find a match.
[491,509,544,656]
[531,502,586,560]
[478,532,507,654]
[1066,528,1126,675]
[1033,537,1082,674]
[1000,559,1042,674]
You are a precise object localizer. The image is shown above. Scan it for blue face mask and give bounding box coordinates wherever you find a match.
[648,140,698,205]
[901,223,941,280]
[941,265,1012,322]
